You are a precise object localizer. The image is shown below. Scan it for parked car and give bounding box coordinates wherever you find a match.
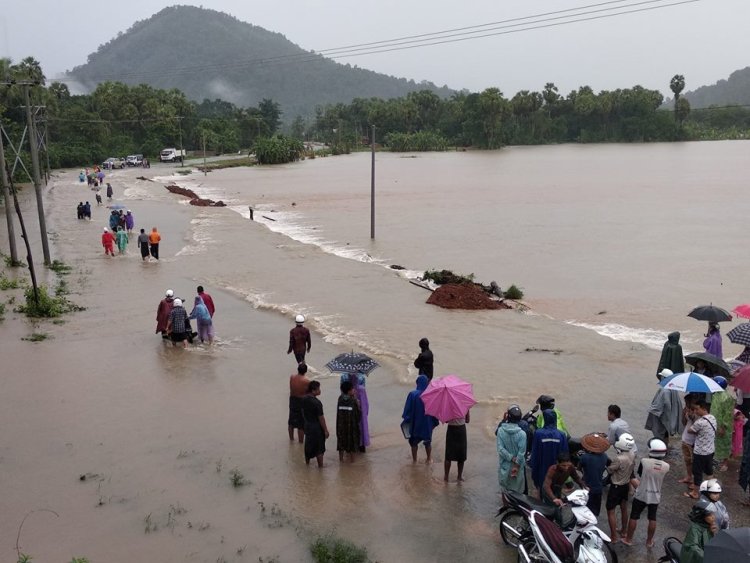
[159,148,186,163]
[126,154,144,167]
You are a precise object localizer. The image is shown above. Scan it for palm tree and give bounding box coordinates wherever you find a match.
[669,74,685,123]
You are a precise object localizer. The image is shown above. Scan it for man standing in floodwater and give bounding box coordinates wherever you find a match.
[288,363,310,443]
[288,314,311,364]
[149,227,161,260]
[414,337,434,381]
[137,229,150,261]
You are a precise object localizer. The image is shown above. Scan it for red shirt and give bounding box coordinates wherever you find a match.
[199,292,215,317]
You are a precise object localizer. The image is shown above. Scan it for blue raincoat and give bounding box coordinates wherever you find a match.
[529,409,569,490]
[402,375,438,443]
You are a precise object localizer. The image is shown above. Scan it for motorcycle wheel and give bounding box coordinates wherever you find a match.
[574,536,618,563]
[500,510,530,547]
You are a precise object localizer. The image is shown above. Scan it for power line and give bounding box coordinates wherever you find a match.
[47,0,699,84]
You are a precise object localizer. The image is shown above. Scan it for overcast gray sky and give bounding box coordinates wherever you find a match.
[1,0,748,97]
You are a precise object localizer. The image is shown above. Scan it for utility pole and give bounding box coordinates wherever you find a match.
[0,123,19,265]
[202,131,207,177]
[178,116,184,168]
[370,125,375,240]
[23,84,51,265]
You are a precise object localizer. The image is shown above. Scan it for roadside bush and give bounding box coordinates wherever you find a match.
[254,135,305,164]
[386,131,448,152]
[503,284,524,300]
[17,285,84,318]
[423,269,474,285]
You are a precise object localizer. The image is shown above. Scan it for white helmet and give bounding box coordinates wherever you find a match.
[173,298,182,307]
[614,433,635,452]
[566,488,589,507]
[648,438,667,458]
[166,289,174,297]
[699,479,722,494]
[295,314,305,323]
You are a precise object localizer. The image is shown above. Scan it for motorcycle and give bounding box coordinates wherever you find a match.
[657,536,682,563]
[499,489,617,563]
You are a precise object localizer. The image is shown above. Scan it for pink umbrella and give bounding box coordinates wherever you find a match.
[733,304,750,320]
[420,374,477,423]
[731,365,750,394]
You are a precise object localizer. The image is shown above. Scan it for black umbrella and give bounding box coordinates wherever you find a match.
[688,305,733,323]
[704,527,750,562]
[325,352,380,375]
[685,352,731,377]
[728,323,750,347]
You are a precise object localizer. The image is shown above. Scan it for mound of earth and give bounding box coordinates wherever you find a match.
[165,184,226,207]
[426,284,510,310]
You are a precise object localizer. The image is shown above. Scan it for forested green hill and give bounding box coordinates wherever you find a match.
[68,5,454,120]
[683,67,750,108]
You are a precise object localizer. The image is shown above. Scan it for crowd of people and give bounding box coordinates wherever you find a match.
[155,286,216,347]
[491,322,749,560]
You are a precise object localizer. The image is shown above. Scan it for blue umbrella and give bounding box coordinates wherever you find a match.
[659,371,723,393]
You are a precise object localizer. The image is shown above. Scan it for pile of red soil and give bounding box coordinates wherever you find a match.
[426,283,510,310]
[165,185,226,207]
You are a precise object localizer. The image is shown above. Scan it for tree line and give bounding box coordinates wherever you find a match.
[2,58,749,174]
[306,76,748,150]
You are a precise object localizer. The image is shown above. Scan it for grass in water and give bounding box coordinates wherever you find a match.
[48,260,73,275]
[230,468,247,487]
[310,535,370,563]
[0,274,23,290]
[22,332,49,342]
[17,285,85,318]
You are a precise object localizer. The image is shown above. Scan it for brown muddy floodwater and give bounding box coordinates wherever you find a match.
[0,141,748,562]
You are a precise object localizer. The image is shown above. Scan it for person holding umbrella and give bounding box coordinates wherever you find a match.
[686,399,717,499]
[645,369,682,447]
[704,322,724,359]
[401,375,438,464]
[444,408,470,482]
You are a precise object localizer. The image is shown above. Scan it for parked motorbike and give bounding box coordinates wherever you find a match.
[657,536,682,563]
[499,489,617,563]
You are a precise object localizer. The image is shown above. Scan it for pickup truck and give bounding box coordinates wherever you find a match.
[160,148,186,163]
[103,157,125,170]
[126,154,143,167]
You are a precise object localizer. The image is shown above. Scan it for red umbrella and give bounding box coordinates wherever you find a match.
[733,304,750,320]
[731,365,750,394]
[420,375,477,423]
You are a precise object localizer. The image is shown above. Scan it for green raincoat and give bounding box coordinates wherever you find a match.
[712,390,734,460]
[680,520,712,563]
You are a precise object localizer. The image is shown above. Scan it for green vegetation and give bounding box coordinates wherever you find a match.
[503,284,525,300]
[198,157,255,172]
[17,285,84,318]
[48,260,73,275]
[310,535,370,563]
[0,302,5,320]
[0,274,22,290]
[229,468,247,487]
[385,131,448,152]
[423,269,475,285]
[22,332,49,342]
[254,135,304,164]
[2,253,26,268]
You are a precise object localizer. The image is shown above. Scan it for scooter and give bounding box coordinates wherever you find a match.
[500,489,617,563]
[657,536,682,563]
